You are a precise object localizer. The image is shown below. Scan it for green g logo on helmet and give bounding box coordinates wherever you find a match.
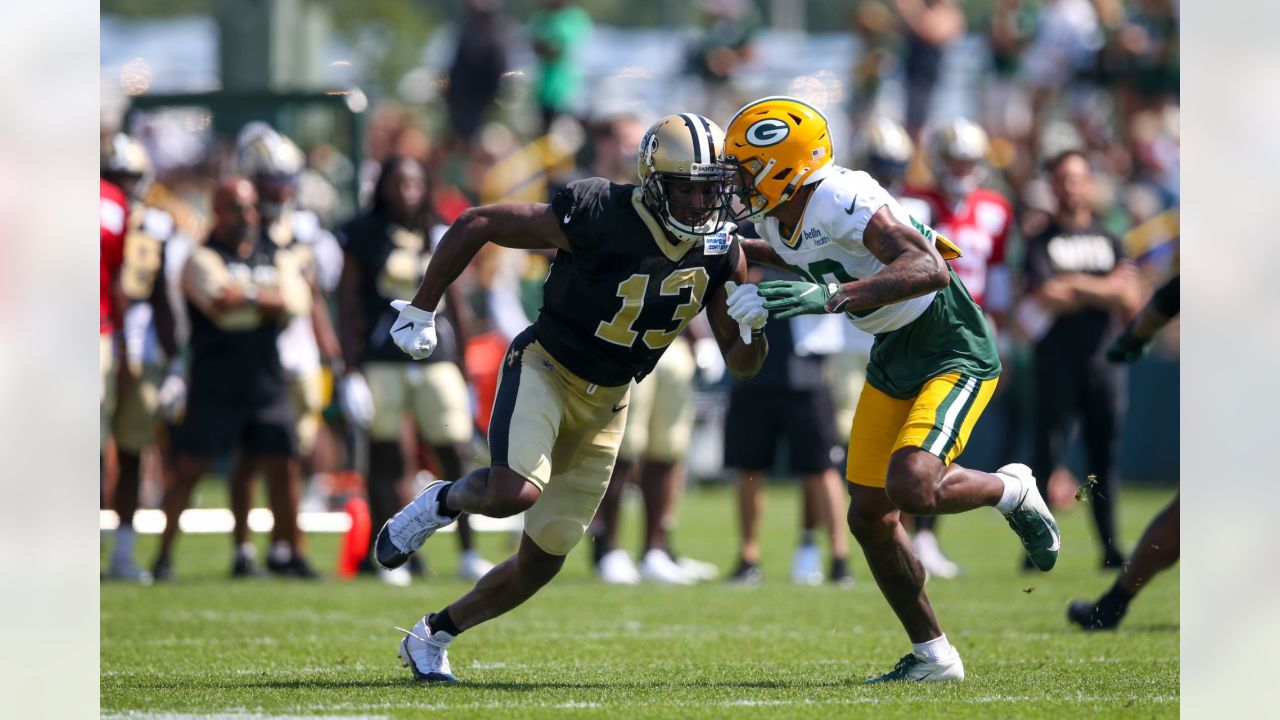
[745,118,791,147]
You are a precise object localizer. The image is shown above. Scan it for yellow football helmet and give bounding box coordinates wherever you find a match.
[101,133,153,199]
[722,96,835,222]
[636,113,735,243]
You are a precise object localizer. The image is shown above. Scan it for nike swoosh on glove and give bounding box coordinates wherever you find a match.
[389,300,437,360]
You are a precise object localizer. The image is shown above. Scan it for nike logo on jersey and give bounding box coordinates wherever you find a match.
[393,322,414,333]
[612,402,628,413]
[845,195,858,215]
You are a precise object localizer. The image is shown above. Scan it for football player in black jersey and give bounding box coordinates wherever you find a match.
[336,155,493,585]
[375,113,770,682]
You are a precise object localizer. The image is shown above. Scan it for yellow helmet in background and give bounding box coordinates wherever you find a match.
[722,96,835,222]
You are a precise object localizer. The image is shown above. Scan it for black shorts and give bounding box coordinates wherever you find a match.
[174,392,297,458]
[723,386,838,475]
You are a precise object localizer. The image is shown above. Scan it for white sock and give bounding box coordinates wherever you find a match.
[238,542,256,560]
[269,540,292,564]
[912,634,958,663]
[995,472,1023,514]
[113,524,135,562]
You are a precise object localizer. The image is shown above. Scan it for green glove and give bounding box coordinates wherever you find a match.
[758,279,840,320]
[1105,329,1150,364]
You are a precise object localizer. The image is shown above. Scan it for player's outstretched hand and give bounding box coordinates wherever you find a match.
[389,300,437,360]
[725,281,767,343]
[757,280,835,320]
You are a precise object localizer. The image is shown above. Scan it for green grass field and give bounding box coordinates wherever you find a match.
[101,483,1178,718]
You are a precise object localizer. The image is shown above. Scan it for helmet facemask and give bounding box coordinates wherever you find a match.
[642,165,736,243]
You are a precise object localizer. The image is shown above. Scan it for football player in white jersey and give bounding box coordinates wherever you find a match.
[718,97,1060,683]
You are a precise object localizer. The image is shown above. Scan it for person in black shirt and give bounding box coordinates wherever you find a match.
[1020,149,1143,569]
[336,156,493,585]
[373,114,768,682]
[152,178,314,581]
[1069,274,1179,629]
[723,265,852,587]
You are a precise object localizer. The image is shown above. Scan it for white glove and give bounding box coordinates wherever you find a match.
[693,336,726,385]
[157,359,187,423]
[724,281,767,344]
[388,299,437,360]
[338,372,375,429]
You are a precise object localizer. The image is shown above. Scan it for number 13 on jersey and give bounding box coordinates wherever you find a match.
[595,268,709,350]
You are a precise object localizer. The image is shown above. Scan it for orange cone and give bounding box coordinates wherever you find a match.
[337,496,371,578]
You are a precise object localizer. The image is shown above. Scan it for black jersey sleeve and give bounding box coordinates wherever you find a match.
[550,177,613,254]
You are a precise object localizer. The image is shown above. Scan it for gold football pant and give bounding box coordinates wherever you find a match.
[364,361,472,446]
[488,331,629,556]
[618,335,695,463]
[846,372,998,488]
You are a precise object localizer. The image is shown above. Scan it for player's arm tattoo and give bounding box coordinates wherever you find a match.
[827,207,949,313]
[739,238,791,271]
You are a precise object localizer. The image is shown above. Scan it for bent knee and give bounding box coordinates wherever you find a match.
[884,480,937,516]
[484,467,541,517]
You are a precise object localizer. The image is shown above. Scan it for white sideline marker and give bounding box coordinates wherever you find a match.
[99,509,525,535]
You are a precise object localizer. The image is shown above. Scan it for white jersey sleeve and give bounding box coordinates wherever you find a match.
[761,167,936,336]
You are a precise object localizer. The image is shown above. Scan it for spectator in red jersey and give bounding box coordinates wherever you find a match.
[901,117,1014,580]
[101,177,127,445]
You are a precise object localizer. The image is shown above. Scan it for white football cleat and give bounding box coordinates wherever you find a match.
[107,556,153,585]
[912,530,961,580]
[676,555,720,581]
[376,480,457,569]
[457,550,496,581]
[398,616,457,683]
[864,652,966,683]
[997,463,1061,571]
[639,548,695,585]
[597,548,641,585]
[791,543,823,585]
[377,566,412,587]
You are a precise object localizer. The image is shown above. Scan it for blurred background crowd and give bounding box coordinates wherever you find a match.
[100,0,1179,587]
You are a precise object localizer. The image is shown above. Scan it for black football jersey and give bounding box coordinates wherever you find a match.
[338,211,459,365]
[536,178,740,386]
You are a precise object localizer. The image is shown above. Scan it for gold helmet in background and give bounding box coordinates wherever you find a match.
[234,121,305,180]
[101,132,153,200]
[636,113,735,243]
[926,117,990,200]
[721,96,834,222]
[859,116,914,189]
